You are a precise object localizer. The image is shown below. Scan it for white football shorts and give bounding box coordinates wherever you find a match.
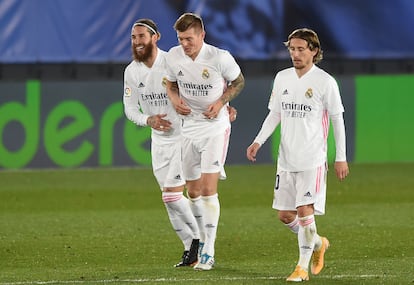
[151,140,185,190]
[182,128,230,181]
[272,164,327,215]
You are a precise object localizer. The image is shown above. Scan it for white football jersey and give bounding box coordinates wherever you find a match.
[269,65,344,171]
[166,43,241,138]
[123,48,181,145]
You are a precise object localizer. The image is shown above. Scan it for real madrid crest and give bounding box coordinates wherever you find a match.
[305,88,313,98]
[162,77,167,88]
[202,69,209,79]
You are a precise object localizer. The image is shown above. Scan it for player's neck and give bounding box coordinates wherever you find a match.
[295,64,314,78]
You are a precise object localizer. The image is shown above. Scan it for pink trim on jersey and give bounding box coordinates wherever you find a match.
[322,110,329,140]
[162,192,183,203]
[221,126,231,164]
[315,165,322,193]
[299,216,315,227]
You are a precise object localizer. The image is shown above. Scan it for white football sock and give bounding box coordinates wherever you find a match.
[297,215,318,271]
[285,215,299,234]
[313,234,323,251]
[163,192,199,250]
[200,194,220,257]
[188,195,205,243]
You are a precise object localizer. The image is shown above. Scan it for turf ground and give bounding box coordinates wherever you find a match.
[0,163,413,284]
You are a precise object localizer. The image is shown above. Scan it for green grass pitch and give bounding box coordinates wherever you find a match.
[0,163,413,284]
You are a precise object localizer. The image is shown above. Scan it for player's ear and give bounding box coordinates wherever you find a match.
[152,32,159,42]
[311,47,318,57]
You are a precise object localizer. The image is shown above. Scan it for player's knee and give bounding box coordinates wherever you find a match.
[278,210,296,224]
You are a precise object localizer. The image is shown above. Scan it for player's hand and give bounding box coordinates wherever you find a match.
[147,114,172,131]
[246,142,261,162]
[203,100,224,120]
[171,97,191,115]
[334,161,349,181]
[228,106,237,122]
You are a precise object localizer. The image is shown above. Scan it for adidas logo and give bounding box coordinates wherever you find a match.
[282,89,289,95]
[304,192,312,197]
[212,160,219,166]
[138,82,145,88]
[174,174,182,180]
[178,70,184,76]
[205,223,216,228]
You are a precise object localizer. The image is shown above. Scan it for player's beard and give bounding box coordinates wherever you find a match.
[292,59,305,70]
[292,57,314,70]
[132,41,154,62]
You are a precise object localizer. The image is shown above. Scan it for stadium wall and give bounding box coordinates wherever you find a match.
[0,74,412,170]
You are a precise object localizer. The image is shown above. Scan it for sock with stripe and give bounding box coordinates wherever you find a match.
[163,192,200,250]
[285,215,299,234]
[297,214,319,271]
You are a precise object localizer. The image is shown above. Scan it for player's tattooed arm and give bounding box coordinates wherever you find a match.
[203,72,244,120]
[220,72,245,105]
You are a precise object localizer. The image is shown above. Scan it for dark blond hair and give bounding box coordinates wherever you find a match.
[284,28,323,63]
[174,13,204,33]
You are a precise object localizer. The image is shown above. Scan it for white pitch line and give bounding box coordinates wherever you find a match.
[0,274,396,285]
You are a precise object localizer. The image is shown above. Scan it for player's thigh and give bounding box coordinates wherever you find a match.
[200,131,229,178]
[272,170,297,211]
[182,137,201,181]
[295,164,327,214]
[152,142,185,189]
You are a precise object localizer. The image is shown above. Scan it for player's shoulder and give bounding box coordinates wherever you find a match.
[311,65,332,78]
[166,45,184,63]
[124,60,135,69]
[158,48,168,57]
[275,67,295,79]
[167,45,182,56]
[202,43,232,59]
[312,65,333,78]
[124,60,138,74]
[156,49,168,64]
[205,43,225,53]
[311,66,338,86]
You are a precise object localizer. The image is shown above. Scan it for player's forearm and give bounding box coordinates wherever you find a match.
[254,110,281,146]
[330,113,347,161]
[123,91,149,126]
[124,106,149,126]
[220,72,245,105]
[166,81,180,102]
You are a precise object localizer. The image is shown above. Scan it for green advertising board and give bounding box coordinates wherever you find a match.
[355,75,414,162]
[0,75,413,169]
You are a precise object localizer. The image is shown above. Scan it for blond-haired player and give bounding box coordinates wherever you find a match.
[165,13,245,270]
[247,28,349,282]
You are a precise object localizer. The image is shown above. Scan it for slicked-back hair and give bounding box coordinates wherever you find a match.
[133,18,161,39]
